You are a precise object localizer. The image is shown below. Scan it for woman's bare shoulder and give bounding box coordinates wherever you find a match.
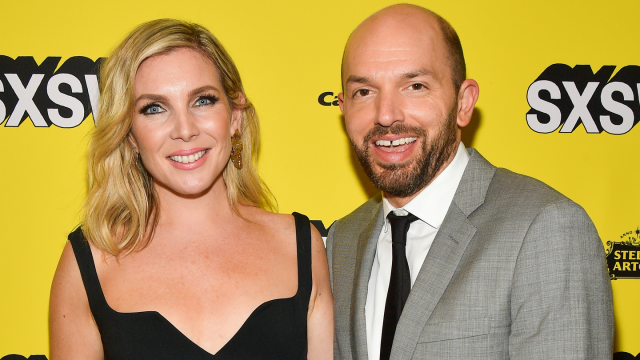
[239,206,296,232]
[50,241,103,359]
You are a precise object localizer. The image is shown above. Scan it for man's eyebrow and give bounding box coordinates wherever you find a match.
[402,69,433,79]
[345,75,371,85]
[345,70,434,85]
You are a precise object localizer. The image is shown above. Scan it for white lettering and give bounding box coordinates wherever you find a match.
[4,74,46,127]
[600,82,635,135]
[526,80,562,133]
[560,82,600,133]
[85,74,100,125]
[47,73,84,128]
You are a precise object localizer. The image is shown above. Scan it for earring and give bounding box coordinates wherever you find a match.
[230,130,243,170]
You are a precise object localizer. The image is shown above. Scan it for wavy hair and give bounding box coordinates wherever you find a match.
[83,19,275,257]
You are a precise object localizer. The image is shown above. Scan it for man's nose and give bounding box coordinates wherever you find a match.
[375,90,404,127]
[170,108,200,141]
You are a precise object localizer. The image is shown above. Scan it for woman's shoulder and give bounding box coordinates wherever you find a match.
[238,206,294,230]
[237,207,324,246]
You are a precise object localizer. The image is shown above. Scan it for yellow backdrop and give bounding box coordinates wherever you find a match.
[1,0,638,357]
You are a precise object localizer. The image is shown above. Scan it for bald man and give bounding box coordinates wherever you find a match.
[326,4,613,360]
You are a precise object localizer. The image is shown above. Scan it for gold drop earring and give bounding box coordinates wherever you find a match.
[230,130,243,170]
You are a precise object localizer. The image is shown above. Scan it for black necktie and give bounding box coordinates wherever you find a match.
[380,211,419,360]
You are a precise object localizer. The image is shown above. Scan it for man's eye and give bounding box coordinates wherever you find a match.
[141,103,163,115]
[355,89,370,97]
[411,83,425,90]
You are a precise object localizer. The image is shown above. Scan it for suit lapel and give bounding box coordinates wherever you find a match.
[350,203,384,359]
[390,149,496,360]
[390,205,477,359]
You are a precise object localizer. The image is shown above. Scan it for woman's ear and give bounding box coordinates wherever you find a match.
[128,133,139,153]
[230,92,246,135]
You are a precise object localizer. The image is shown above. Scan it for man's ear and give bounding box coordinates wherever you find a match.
[231,92,246,135]
[338,92,345,114]
[456,79,479,128]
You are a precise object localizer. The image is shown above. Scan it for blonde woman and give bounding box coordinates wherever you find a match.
[49,19,333,359]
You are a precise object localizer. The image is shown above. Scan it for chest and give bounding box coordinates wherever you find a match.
[94,238,299,349]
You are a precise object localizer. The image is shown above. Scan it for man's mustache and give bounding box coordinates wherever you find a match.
[362,123,428,144]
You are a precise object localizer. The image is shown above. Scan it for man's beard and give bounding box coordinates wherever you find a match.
[351,108,458,198]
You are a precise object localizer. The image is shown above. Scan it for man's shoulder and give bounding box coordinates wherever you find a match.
[466,148,586,220]
[332,192,382,234]
[491,166,569,206]
[480,166,593,234]
[467,149,570,205]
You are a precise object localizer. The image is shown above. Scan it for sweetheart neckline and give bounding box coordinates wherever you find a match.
[69,212,311,358]
[92,215,302,357]
[104,291,299,357]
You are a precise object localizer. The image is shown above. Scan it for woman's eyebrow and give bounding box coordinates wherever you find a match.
[189,85,218,97]
[135,94,168,104]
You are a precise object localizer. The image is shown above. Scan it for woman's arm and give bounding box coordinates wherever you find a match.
[49,242,104,360]
[307,225,334,360]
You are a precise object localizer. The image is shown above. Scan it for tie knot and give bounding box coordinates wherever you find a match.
[387,211,419,245]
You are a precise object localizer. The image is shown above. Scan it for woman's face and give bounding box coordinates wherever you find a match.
[129,48,240,196]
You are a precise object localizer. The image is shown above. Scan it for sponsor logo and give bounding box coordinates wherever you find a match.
[1,356,47,360]
[527,64,640,134]
[317,91,339,106]
[0,56,103,128]
[605,227,640,279]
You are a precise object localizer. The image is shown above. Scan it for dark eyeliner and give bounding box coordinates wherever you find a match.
[198,94,219,105]
[140,102,161,115]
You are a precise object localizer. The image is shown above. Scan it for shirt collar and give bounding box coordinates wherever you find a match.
[382,142,469,229]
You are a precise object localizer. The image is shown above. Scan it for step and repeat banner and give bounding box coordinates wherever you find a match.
[1,0,638,358]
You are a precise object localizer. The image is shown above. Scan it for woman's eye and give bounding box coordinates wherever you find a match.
[141,103,164,115]
[195,95,219,107]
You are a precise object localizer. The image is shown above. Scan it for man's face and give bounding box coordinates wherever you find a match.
[339,15,460,198]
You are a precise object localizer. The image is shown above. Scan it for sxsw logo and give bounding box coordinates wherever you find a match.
[0,56,103,128]
[527,64,640,134]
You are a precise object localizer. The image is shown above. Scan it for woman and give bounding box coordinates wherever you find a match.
[49,19,333,359]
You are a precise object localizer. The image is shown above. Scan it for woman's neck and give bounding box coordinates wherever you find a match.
[153,178,236,229]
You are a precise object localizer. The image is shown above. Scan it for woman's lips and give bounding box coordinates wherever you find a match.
[167,149,209,170]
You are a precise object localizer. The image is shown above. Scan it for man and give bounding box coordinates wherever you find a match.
[326,4,613,360]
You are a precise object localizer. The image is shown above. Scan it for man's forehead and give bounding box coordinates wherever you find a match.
[348,6,443,48]
[343,33,448,85]
[343,11,447,73]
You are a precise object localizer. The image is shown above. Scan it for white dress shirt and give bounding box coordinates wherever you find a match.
[365,143,469,360]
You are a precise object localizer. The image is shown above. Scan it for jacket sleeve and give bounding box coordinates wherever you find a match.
[508,199,614,359]
[325,222,345,360]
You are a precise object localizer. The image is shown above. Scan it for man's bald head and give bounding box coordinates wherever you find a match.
[342,4,466,93]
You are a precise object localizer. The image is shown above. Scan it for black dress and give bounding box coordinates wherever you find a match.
[69,212,312,360]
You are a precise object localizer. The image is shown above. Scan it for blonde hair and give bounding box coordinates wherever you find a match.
[83,19,275,257]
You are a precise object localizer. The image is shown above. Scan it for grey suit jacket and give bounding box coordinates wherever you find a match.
[326,149,614,359]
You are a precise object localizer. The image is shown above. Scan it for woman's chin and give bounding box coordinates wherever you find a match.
[154,179,220,199]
